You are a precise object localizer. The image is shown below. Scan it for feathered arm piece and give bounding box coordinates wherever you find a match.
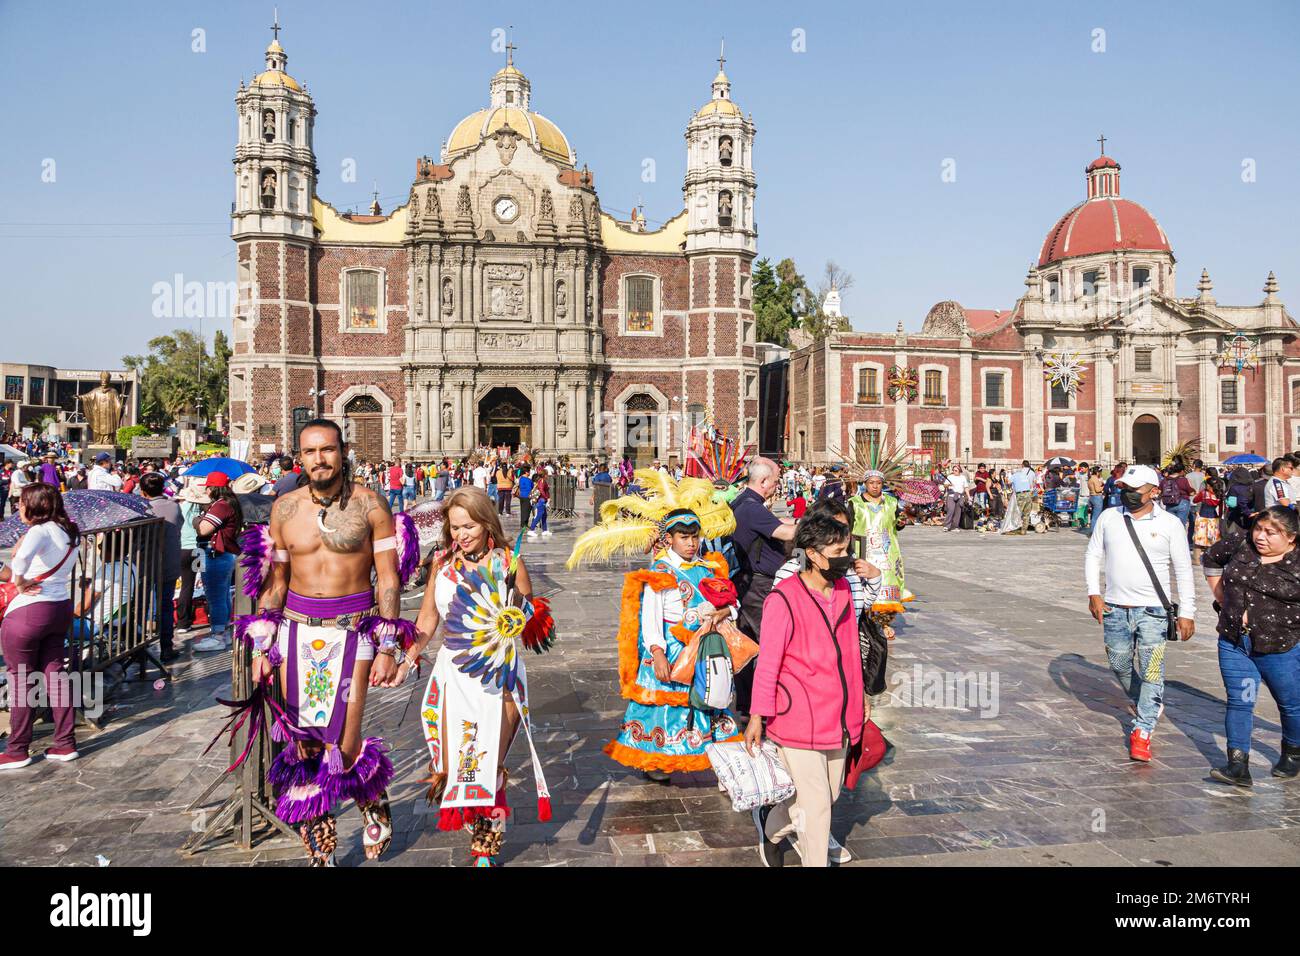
[393,512,420,587]
[357,615,419,651]
[234,608,283,664]
[238,525,276,599]
[565,517,658,570]
[521,596,556,654]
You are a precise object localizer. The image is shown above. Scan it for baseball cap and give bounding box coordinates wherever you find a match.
[94,452,112,463]
[1117,464,1161,489]
[204,471,231,488]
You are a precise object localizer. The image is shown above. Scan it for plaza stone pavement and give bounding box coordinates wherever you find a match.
[2,510,1299,868]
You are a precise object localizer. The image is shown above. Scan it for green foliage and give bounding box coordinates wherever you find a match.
[116,424,150,448]
[123,329,231,429]
[752,257,811,348]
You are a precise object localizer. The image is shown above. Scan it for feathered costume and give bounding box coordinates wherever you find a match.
[220,512,421,866]
[843,439,917,617]
[421,534,556,867]
[568,471,743,774]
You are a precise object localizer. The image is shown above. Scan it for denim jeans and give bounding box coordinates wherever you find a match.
[1088,495,1104,530]
[1102,603,1168,733]
[529,499,548,532]
[202,550,236,634]
[1168,499,1191,527]
[387,488,404,512]
[1217,636,1300,753]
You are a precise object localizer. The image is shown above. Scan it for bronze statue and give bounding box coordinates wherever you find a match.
[79,371,124,445]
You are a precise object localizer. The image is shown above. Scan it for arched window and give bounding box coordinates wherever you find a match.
[345,395,383,414]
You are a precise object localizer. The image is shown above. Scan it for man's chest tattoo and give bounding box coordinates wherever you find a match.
[317,496,372,553]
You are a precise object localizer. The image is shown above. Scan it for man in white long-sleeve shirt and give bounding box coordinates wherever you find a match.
[1085,464,1196,762]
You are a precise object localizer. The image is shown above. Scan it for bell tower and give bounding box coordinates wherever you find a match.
[683,43,756,254]
[232,15,316,239]
[228,14,320,451]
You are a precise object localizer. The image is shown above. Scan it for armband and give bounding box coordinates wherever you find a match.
[274,549,290,562]
[373,537,396,553]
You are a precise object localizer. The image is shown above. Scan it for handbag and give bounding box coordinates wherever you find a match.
[843,719,888,790]
[705,738,796,813]
[0,543,76,625]
[669,620,759,683]
[1122,514,1180,642]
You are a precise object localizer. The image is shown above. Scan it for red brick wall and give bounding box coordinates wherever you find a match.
[286,304,312,355]
[600,253,688,360]
[689,315,710,357]
[713,369,739,436]
[251,367,283,446]
[715,314,738,355]
[254,304,281,353]
[1176,365,1200,443]
[314,246,408,358]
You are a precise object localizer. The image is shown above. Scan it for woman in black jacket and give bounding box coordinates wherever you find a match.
[1201,506,1300,786]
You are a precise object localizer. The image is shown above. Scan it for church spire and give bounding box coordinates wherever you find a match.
[1085,137,1120,199]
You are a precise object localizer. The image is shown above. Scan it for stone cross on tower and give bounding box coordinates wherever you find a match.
[1097,133,1106,154]
[270,7,281,41]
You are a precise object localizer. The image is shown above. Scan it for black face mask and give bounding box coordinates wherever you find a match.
[820,554,854,581]
[1121,488,1148,511]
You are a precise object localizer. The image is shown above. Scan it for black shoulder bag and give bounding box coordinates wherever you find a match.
[1122,514,1180,642]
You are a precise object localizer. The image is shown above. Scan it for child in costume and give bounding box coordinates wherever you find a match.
[849,471,915,633]
[567,470,746,781]
[608,509,743,779]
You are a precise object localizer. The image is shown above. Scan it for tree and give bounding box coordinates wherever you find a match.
[752,256,813,348]
[123,329,228,429]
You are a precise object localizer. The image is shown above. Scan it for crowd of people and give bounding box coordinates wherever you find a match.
[2,433,1297,869]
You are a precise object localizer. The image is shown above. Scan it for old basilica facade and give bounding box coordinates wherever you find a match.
[228,31,761,463]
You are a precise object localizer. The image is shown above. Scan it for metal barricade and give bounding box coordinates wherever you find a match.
[551,473,577,518]
[592,480,616,524]
[66,517,164,681]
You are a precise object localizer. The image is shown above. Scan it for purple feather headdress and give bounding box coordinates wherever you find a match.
[394,512,420,587]
[238,525,276,599]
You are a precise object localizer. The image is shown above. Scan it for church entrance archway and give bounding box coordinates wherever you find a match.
[345,394,385,463]
[478,387,531,453]
[1132,415,1161,465]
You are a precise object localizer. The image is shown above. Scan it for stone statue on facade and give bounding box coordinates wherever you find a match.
[79,371,125,446]
[540,189,554,220]
[261,169,277,208]
[442,402,453,433]
[557,401,568,433]
[441,278,454,315]
[555,280,567,317]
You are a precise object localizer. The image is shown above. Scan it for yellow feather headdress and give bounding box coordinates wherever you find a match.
[567,469,736,569]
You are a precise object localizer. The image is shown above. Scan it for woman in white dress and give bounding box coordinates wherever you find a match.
[392,485,552,866]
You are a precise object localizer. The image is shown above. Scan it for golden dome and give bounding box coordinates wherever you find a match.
[495,63,524,78]
[697,98,740,117]
[446,106,572,165]
[252,69,301,91]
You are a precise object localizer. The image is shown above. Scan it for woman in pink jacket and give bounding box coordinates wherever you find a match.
[746,511,864,867]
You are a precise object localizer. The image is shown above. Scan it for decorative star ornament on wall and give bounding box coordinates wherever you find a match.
[1042,351,1088,396]
[1216,333,1259,378]
[886,365,919,403]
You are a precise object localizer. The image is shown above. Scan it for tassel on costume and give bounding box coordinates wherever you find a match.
[237,526,276,599]
[394,512,420,587]
[233,608,282,649]
[520,596,556,654]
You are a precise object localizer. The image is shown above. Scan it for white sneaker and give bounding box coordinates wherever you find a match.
[790,833,853,865]
[193,634,229,653]
[527,531,538,539]
[542,530,552,537]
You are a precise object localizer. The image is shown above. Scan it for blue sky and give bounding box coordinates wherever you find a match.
[2,0,1297,366]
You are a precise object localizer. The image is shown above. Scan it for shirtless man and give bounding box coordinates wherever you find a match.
[242,419,411,866]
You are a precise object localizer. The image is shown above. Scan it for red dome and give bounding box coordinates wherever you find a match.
[1087,154,1120,171]
[1038,197,1170,267]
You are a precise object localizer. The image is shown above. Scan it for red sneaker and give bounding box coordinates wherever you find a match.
[44,745,80,762]
[1129,728,1152,762]
[0,753,33,771]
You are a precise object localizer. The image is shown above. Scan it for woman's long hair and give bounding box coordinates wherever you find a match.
[20,482,79,544]
[434,486,508,572]
[207,484,244,533]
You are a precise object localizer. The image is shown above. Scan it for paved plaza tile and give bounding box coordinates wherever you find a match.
[0,508,1295,867]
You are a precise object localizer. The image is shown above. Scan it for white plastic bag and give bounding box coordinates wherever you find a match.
[706,739,795,813]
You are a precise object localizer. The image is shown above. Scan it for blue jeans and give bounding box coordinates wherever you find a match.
[1168,499,1191,527]
[403,485,416,504]
[1217,636,1300,753]
[488,482,497,501]
[529,499,548,532]
[202,550,236,634]
[387,488,404,512]
[1102,604,1168,734]
[1088,495,1104,529]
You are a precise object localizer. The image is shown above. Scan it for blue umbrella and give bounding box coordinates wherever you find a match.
[181,457,256,480]
[0,490,153,548]
[1223,454,1268,465]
